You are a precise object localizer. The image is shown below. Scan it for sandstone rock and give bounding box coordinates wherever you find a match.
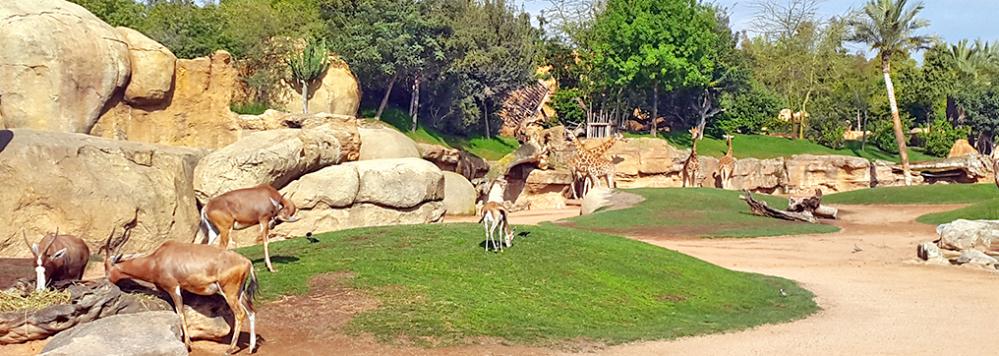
[40,311,185,356]
[443,172,477,216]
[115,27,176,105]
[785,154,871,194]
[193,124,358,203]
[730,158,786,193]
[948,139,978,158]
[91,51,242,149]
[358,127,421,160]
[512,168,572,210]
[275,59,361,117]
[0,129,202,258]
[281,164,360,210]
[417,143,490,180]
[936,219,999,251]
[607,138,686,188]
[580,187,614,215]
[346,158,445,209]
[955,249,998,266]
[0,0,130,133]
[917,242,943,261]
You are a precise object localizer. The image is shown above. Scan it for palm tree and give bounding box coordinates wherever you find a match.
[848,0,932,185]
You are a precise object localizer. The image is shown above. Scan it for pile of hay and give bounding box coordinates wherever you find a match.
[0,289,71,313]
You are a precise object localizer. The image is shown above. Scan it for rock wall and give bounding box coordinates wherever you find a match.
[0,0,130,133]
[273,58,361,117]
[0,129,202,258]
[90,50,242,149]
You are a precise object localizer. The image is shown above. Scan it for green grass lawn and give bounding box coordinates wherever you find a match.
[626,132,937,163]
[238,223,817,346]
[361,107,519,161]
[823,184,999,224]
[563,188,839,238]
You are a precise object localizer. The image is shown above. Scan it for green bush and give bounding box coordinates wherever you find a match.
[711,87,784,136]
[923,118,970,157]
[868,116,912,154]
[808,116,848,149]
[230,101,268,115]
[551,88,586,127]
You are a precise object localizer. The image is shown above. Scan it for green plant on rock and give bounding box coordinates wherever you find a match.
[287,38,330,114]
[923,117,971,157]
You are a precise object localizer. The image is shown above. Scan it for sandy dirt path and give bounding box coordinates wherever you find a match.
[571,204,999,356]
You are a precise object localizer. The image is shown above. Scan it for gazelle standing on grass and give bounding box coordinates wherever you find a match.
[104,226,259,354]
[478,201,514,252]
[199,184,300,272]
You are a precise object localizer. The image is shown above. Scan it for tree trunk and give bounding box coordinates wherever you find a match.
[651,84,659,137]
[375,74,398,120]
[410,75,420,132]
[483,100,491,138]
[882,56,911,186]
[300,79,309,114]
[861,110,869,150]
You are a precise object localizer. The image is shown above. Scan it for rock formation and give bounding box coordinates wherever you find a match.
[115,27,176,105]
[948,139,978,158]
[0,129,203,258]
[417,143,490,181]
[273,58,361,117]
[358,127,421,160]
[442,172,478,216]
[40,311,186,356]
[0,0,130,133]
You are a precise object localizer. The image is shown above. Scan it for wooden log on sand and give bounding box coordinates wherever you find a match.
[788,188,838,219]
[741,191,817,223]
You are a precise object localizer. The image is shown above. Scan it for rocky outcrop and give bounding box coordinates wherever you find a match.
[40,311,186,356]
[730,158,786,193]
[274,58,361,117]
[0,129,202,258]
[580,187,613,216]
[512,169,574,210]
[443,171,477,216]
[192,121,359,203]
[955,249,998,267]
[784,155,871,194]
[229,158,446,244]
[936,220,999,252]
[91,50,242,149]
[0,0,130,133]
[948,139,978,158]
[358,127,421,160]
[417,143,490,181]
[115,27,176,105]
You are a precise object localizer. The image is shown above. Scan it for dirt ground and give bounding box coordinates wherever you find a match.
[6,204,999,356]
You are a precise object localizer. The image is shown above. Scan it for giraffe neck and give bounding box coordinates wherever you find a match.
[725,138,733,157]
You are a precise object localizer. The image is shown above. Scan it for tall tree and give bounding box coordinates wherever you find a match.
[588,0,720,136]
[848,0,932,185]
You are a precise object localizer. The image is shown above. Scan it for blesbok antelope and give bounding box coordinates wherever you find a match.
[23,229,90,291]
[478,201,514,252]
[104,227,259,354]
[199,184,299,272]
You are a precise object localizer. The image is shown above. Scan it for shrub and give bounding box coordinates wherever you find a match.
[808,115,849,149]
[551,88,585,127]
[230,101,268,115]
[711,87,784,136]
[923,118,970,157]
[868,116,912,154]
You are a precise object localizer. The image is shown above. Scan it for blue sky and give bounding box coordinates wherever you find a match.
[519,0,999,46]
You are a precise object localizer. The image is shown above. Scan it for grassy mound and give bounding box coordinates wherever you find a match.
[824,184,997,205]
[563,188,839,238]
[824,184,999,224]
[362,107,519,161]
[627,132,938,163]
[239,223,817,346]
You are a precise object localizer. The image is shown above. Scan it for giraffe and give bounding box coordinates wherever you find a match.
[682,127,702,188]
[716,135,736,189]
[568,133,622,198]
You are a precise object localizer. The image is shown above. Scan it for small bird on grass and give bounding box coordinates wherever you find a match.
[305,232,319,243]
[779,288,788,297]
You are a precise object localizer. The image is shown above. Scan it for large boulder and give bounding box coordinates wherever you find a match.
[40,311,186,356]
[784,155,871,194]
[0,129,202,258]
[358,127,420,160]
[0,0,130,133]
[91,51,242,149]
[235,158,445,242]
[608,138,686,188]
[443,171,477,216]
[274,59,361,117]
[192,122,359,203]
[115,27,176,105]
[936,219,999,251]
[580,187,614,215]
[417,143,490,180]
[948,139,978,158]
[730,158,786,193]
[955,249,998,266]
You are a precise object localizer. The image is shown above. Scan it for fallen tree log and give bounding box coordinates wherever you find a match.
[787,188,838,219]
[741,190,817,223]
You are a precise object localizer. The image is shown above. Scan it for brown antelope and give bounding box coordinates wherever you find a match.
[23,229,90,291]
[478,201,514,252]
[104,227,259,354]
[199,184,299,272]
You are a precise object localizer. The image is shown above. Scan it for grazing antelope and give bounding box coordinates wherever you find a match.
[23,229,90,291]
[478,201,514,252]
[199,184,299,272]
[104,227,259,354]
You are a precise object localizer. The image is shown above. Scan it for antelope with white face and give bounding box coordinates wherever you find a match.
[478,201,514,252]
[104,227,259,354]
[23,230,90,291]
[199,184,299,272]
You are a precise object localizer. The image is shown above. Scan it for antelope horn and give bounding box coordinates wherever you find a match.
[40,227,58,255]
[22,230,32,250]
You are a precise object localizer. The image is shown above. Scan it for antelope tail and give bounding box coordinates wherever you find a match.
[242,263,258,312]
[199,206,219,244]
